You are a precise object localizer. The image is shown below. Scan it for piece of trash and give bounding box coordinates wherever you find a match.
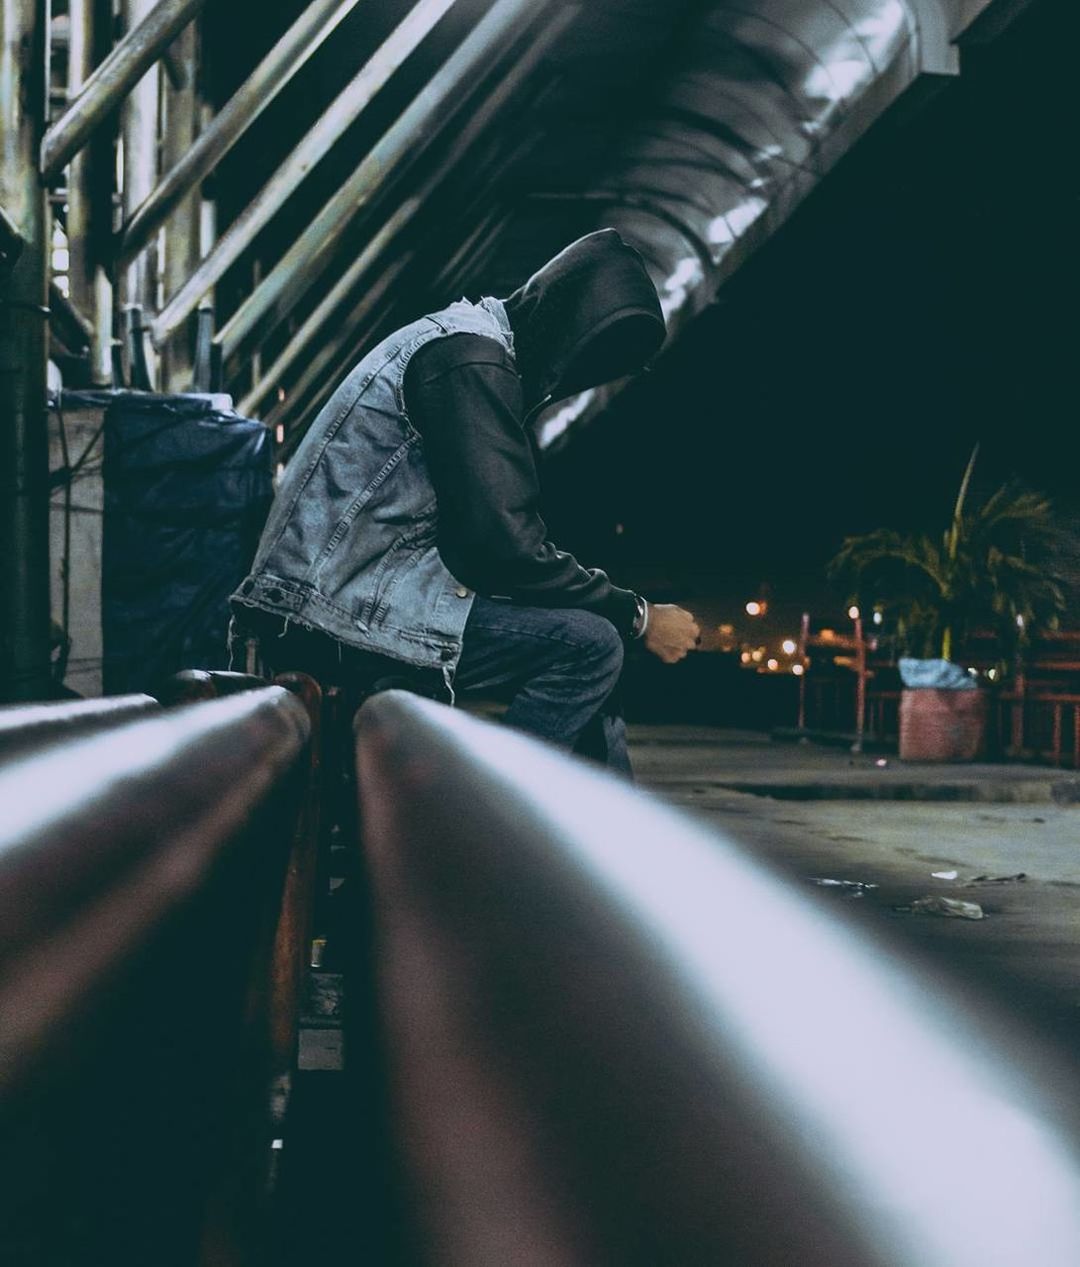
[966,873,1027,885]
[931,869,959,880]
[908,895,985,920]
[875,758,888,768]
[809,877,879,897]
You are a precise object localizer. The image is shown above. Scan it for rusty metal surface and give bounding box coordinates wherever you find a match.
[40,0,209,180]
[354,690,1080,1265]
[268,671,324,1076]
[156,667,270,705]
[0,686,310,1263]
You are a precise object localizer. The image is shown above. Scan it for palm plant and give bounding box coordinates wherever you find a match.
[828,445,1070,667]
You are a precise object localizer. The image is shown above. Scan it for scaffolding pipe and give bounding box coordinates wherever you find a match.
[276,135,531,435]
[0,0,50,702]
[41,0,207,181]
[66,0,115,384]
[208,0,551,364]
[120,0,161,328]
[65,0,95,321]
[152,0,461,346]
[240,6,572,421]
[239,202,416,417]
[118,0,367,269]
[160,18,199,390]
[264,254,413,436]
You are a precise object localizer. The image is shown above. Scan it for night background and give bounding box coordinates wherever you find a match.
[544,0,1078,642]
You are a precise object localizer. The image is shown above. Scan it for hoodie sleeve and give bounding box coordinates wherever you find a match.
[404,333,639,636]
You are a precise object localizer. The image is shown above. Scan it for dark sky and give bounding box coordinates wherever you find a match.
[544,0,1078,614]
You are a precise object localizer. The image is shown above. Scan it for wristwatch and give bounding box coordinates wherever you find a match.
[631,594,649,640]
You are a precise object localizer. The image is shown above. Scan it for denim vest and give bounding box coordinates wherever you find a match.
[232,296,514,679]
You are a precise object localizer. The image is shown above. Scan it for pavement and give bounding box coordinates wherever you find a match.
[629,726,1080,1051]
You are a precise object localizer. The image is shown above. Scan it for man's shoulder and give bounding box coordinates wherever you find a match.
[409,331,515,383]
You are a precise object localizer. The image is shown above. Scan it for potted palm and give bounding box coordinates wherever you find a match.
[828,445,1069,761]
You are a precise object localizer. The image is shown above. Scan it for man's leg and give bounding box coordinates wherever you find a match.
[455,597,631,774]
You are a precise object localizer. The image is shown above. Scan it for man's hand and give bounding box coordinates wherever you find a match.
[643,604,700,664]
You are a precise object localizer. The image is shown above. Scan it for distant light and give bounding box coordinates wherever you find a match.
[740,651,751,664]
[848,606,860,620]
[1016,614,1026,629]
[275,463,285,480]
[719,623,734,636]
[987,667,999,682]
[746,601,762,616]
[968,667,978,676]
[614,523,625,535]
[873,609,884,626]
[751,648,764,663]
[782,639,797,655]
[767,658,779,671]
[275,424,284,444]
[277,386,286,403]
[792,663,805,677]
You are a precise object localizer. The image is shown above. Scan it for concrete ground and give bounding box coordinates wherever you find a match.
[630,726,1080,1050]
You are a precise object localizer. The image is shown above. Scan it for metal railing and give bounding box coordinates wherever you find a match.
[0,686,312,1264]
[0,690,159,755]
[353,690,1080,1265]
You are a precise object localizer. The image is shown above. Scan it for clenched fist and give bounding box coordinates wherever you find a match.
[643,603,700,664]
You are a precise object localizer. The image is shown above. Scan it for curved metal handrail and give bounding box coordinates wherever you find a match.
[354,691,1080,1266]
[0,686,310,1264]
[0,692,160,757]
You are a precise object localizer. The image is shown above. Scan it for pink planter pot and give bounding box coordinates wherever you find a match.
[899,689,989,762]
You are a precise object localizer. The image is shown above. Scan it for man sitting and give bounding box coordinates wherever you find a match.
[231,229,699,775]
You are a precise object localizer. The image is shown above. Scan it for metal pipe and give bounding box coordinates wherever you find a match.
[0,693,160,758]
[152,0,462,347]
[0,0,50,703]
[276,142,529,434]
[239,5,573,419]
[0,687,309,1258]
[64,0,97,332]
[160,17,198,390]
[41,0,207,181]
[355,691,1080,1265]
[118,0,367,270]
[208,0,550,364]
[120,0,160,338]
[241,201,418,419]
[264,253,412,436]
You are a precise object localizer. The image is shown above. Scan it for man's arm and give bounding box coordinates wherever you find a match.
[405,333,639,635]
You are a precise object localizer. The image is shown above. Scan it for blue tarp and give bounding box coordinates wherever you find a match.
[101,392,273,694]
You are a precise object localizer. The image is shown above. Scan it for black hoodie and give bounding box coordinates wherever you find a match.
[404,229,665,636]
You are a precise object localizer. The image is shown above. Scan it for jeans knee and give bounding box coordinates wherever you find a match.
[576,612,624,691]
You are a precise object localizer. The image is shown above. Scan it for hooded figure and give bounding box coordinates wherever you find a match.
[232,229,697,772]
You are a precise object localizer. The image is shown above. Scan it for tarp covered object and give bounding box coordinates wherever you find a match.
[102,392,273,694]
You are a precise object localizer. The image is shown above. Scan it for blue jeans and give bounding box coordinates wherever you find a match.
[456,597,632,777]
[241,598,632,776]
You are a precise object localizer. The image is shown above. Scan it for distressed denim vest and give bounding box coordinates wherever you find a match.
[232,296,514,682]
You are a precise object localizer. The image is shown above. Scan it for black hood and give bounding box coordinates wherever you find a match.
[500,229,666,411]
